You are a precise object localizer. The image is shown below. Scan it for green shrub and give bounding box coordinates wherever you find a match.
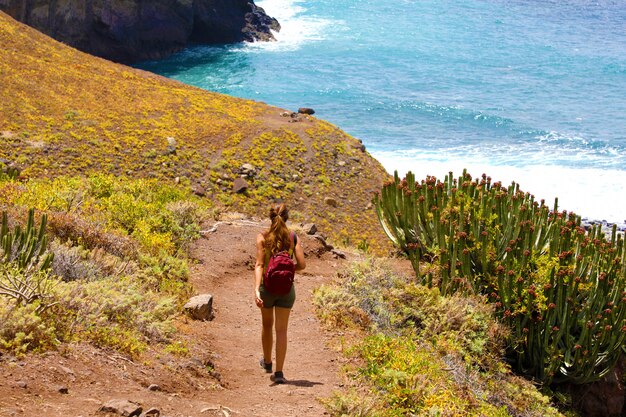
[315,259,562,417]
[0,175,201,357]
[373,170,626,384]
[0,301,58,355]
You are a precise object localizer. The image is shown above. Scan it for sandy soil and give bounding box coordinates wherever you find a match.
[0,217,355,417]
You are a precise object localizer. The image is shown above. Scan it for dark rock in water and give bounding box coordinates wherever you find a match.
[242,3,281,42]
[0,0,279,64]
[298,107,315,115]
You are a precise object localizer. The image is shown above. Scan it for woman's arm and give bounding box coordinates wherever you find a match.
[254,233,266,308]
[294,234,306,271]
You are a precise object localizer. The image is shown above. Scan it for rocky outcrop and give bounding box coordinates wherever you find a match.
[0,0,279,63]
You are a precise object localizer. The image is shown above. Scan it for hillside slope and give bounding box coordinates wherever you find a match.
[0,10,390,253]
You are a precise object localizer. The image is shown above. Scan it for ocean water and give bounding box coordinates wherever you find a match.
[137,0,626,223]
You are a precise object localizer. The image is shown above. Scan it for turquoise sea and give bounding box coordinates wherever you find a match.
[137,0,626,223]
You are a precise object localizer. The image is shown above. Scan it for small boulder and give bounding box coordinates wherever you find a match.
[58,386,69,394]
[324,197,338,208]
[147,384,161,392]
[240,163,257,177]
[143,407,160,417]
[166,137,177,155]
[183,294,214,321]
[233,177,249,194]
[302,223,317,235]
[191,184,206,197]
[331,249,346,259]
[298,107,315,115]
[98,399,142,417]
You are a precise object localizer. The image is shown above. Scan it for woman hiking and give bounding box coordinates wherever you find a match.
[254,204,306,384]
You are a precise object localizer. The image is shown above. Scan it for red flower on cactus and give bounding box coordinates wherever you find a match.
[548,303,556,309]
[481,231,488,237]
[504,310,511,317]
[505,247,512,253]
[574,344,582,350]
[496,265,505,273]
[458,231,468,239]
[508,270,515,276]
[552,326,559,332]
[524,250,531,256]
[523,327,529,334]
[605,325,612,331]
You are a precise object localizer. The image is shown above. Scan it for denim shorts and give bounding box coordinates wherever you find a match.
[259,284,296,309]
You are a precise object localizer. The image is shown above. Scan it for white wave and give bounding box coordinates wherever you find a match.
[371,150,626,224]
[242,0,337,52]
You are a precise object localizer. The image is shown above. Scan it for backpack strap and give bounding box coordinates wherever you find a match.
[289,232,297,258]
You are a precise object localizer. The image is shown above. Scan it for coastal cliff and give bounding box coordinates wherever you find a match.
[0,0,279,63]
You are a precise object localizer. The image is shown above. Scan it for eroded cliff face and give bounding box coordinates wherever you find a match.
[0,0,279,63]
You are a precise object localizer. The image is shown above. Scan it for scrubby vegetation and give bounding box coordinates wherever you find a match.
[373,170,626,387]
[0,174,207,357]
[314,258,564,417]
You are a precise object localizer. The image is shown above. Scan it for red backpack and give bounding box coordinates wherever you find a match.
[264,233,297,295]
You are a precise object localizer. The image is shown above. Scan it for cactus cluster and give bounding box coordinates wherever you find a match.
[1,208,53,271]
[374,170,626,384]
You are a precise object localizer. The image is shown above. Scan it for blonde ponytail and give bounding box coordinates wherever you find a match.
[264,204,291,255]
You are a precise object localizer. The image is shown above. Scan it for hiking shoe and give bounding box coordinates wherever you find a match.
[270,371,286,384]
[259,358,272,373]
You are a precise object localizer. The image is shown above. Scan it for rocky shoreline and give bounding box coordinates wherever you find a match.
[0,0,279,63]
[581,218,626,236]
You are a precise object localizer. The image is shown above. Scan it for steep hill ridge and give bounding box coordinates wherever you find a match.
[0,0,279,63]
[0,10,391,253]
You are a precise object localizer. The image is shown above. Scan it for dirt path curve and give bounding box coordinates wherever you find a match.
[0,217,350,417]
[186,218,347,416]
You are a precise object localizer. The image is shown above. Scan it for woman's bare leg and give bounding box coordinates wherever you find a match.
[261,307,274,365]
[274,307,291,373]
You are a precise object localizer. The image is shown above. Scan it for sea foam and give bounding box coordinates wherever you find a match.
[245,0,337,52]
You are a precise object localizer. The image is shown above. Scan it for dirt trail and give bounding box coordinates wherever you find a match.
[0,217,350,417]
[186,217,348,416]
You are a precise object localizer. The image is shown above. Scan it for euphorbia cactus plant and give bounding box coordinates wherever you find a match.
[374,170,626,384]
